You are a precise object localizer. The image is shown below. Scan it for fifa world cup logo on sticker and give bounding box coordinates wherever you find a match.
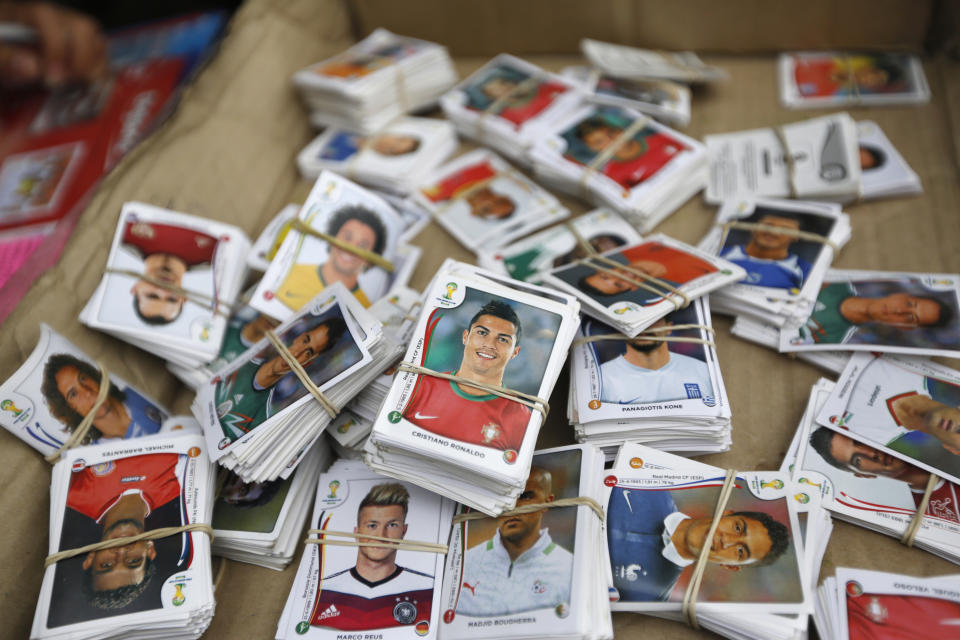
[328,480,341,499]
[172,583,186,606]
[443,282,458,300]
[794,493,811,504]
[1,399,22,417]
[798,477,821,489]
[760,479,784,490]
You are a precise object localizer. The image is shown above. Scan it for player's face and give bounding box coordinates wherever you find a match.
[461,314,520,378]
[590,235,622,254]
[751,215,800,252]
[627,318,670,352]
[482,76,519,100]
[859,147,878,170]
[372,134,417,156]
[131,279,184,322]
[83,523,155,592]
[355,504,407,563]
[855,66,889,89]
[864,293,942,327]
[923,402,960,450]
[827,431,909,477]
[583,126,621,152]
[54,365,127,437]
[497,476,548,543]
[288,324,332,368]
[612,138,644,162]
[220,475,265,504]
[143,253,187,285]
[329,219,378,276]
[683,513,774,566]
[467,188,514,219]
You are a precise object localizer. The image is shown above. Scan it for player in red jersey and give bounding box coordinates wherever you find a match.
[66,453,183,609]
[421,161,516,220]
[403,299,531,452]
[847,591,960,640]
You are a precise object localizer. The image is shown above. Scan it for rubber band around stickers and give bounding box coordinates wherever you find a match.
[720,221,840,253]
[397,362,549,420]
[680,469,739,630]
[575,255,691,310]
[452,496,606,524]
[105,268,230,317]
[563,221,598,258]
[304,529,449,554]
[572,324,717,349]
[45,361,111,464]
[772,126,799,198]
[264,330,339,419]
[476,75,541,142]
[288,218,395,273]
[578,116,650,199]
[900,472,940,547]
[45,523,214,568]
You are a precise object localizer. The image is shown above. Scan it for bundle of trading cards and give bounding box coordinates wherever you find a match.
[79,202,251,369]
[212,440,330,570]
[364,261,582,515]
[293,29,458,133]
[581,39,728,84]
[476,208,642,284]
[31,432,216,640]
[779,52,930,109]
[784,377,960,563]
[569,298,731,457]
[413,149,569,253]
[194,283,391,483]
[440,55,583,165]
[275,459,455,640]
[251,171,418,317]
[698,198,851,326]
[540,234,745,337]
[529,104,708,232]
[729,316,849,375]
[705,112,861,204]
[856,120,922,200]
[778,268,960,359]
[605,442,829,640]
[439,444,614,640]
[815,568,960,640]
[562,66,691,128]
[326,410,374,460]
[248,204,300,273]
[297,117,458,193]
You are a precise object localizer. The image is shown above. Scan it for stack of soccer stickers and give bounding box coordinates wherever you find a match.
[784,377,960,563]
[729,316,849,375]
[705,113,862,205]
[477,208,642,284]
[251,171,418,316]
[296,117,458,193]
[413,149,569,253]
[698,198,851,326]
[440,55,583,166]
[569,299,731,457]
[778,269,960,359]
[605,442,829,640]
[212,441,330,570]
[31,432,216,640]
[364,261,582,515]
[856,120,922,200]
[562,66,691,128]
[293,29,457,133]
[275,459,454,640]
[815,568,960,640]
[580,39,728,84]
[326,410,375,460]
[540,235,745,337]
[529,104,708,232]
[0,324,196,457]
[79,202,251,369]
[439,444,614,640]
[194,283,389,483]
[779,52,930,109]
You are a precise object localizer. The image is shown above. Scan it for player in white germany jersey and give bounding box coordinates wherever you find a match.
[456,467,574,616]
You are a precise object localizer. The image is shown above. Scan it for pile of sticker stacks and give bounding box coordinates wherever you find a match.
[275,458,455,639]
[728,315,849,375]
[364,260,582,515]
[325,410,374,460]
[31,432,217,640]
[192,282,391,483]
[293,29,458,133]
[297,116,459,194]
[440,54,583,166]
[605,443,831,640]
[568,298,733,458]
[79,202,251,370]
[438,444,614,640]
[211,441,331,570]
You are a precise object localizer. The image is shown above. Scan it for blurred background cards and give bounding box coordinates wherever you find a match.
[856,120,922,200]
[779,52,930,108]
[562,66,690,128]
[580,39,728,84]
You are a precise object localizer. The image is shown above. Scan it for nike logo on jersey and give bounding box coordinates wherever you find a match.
[414,411,438,420]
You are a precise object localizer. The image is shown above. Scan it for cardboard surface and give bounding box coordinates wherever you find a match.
[2,4,960,639]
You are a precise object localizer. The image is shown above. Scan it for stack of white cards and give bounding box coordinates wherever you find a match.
[293,29,457,133]
[540,234,745,337]
[276,459,454,640]
[815,568,960,640]
[705,113,862,204]
[562,66,691,128]
[530,104,707,232]
[856,120,922,200]
[413,148,569,253]
[439,444,613,640]
[297,117,458,194]
[79,202,250,369]
[581,39,728,84]
[193,283,391,483]
[698,198,851,326]
[729,315,849,375]
[569,298,732,457]
[212,440,330,570]
[364,261,581,515]
[31,433,216,640]
[326,410,374,460]
[440,54,583,165]
[605,442,830,640]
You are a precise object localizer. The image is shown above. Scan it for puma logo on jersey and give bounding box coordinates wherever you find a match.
[462,581,478,596]
[414,411,438,420]
[316,604,340,620]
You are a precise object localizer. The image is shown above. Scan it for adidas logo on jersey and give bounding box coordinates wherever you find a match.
[317,604,340,620]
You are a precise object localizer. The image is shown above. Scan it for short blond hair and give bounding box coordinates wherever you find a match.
[358,483,409,521]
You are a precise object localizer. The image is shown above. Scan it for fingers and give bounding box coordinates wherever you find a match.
[0,43,41,86]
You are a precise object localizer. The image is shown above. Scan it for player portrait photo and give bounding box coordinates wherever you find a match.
[421,156,524,224]
[454,449,580,617]
[212,470,294,535]
[791,53,914,98]
[462,62,569,128]
[46,452,195,627]
[318,131,422,163]
[314,39,418,80]
[596,76,682,108]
